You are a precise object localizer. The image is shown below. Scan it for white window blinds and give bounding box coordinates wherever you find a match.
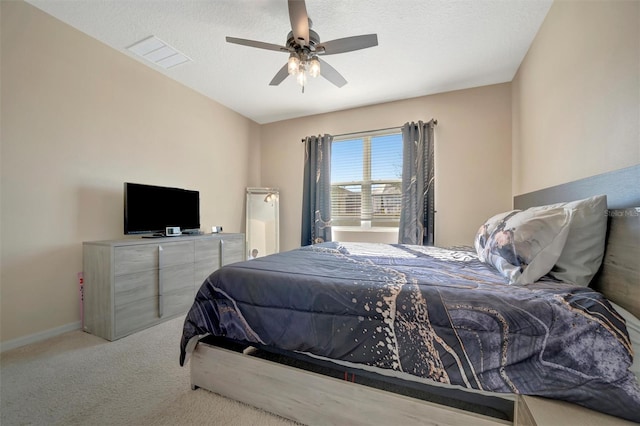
[331,132,403,227]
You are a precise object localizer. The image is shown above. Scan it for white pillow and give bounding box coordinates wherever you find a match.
[610,302,640,381]
[528,195,607,286]
[475,207,573,285]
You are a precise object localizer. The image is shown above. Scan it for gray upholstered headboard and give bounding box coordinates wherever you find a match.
[513,165,640,318]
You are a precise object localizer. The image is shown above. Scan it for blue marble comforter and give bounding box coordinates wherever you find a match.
[180,242,640,422]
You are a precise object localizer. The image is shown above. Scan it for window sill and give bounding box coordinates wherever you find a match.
[332,226,398,244]
[332,226,398,233]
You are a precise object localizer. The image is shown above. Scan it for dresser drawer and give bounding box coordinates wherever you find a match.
[221,237,245,266]
[194,263,215,289]
[114,245,158,275]
[194,238,221,289]
[159,241,194,268]
[195,238,220,263]
[161,263,194,294]
[115,296,159,338]
[163,289,196,318]
[114,270,158,305]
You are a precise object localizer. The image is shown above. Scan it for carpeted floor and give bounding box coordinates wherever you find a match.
[0,316,297,425]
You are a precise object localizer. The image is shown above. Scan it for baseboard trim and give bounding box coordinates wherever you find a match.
[1,321,82,353]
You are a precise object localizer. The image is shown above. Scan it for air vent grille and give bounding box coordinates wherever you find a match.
[127,36,191,69]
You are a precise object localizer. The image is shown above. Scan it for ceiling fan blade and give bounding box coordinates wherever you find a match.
[288,0,310,47]
[269,64,290,86]
[226,36,288,52]
[317,34,378,55]
[318,58,347,88]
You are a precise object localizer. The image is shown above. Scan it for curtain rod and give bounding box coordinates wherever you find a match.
[300,119,437,143]
[334,126,400,138]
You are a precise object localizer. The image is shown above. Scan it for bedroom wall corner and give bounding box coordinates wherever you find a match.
[512,0,640,196]
[247,122,262,188]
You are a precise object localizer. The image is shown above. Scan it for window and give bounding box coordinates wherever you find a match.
[331,131,403,227]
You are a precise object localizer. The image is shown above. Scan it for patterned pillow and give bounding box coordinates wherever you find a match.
[474,210,520,255]
[475,207,573,285]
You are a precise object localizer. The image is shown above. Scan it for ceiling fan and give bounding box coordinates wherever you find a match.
[225,0,378,91]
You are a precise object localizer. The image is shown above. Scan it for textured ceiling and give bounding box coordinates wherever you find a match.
[25,0,553,124]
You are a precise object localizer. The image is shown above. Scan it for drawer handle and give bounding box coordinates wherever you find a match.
[158,245,164,318]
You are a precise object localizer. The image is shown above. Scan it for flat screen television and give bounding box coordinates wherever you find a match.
[124,182,200,235]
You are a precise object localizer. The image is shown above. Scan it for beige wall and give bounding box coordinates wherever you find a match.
[512,0,640,195]
[261,84,513,251]
[0,1,259,344]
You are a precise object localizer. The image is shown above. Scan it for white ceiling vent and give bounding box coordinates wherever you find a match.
[127,36,191,69]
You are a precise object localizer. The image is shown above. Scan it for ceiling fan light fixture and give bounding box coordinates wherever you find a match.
[296,70,307,86]
[308,57,320,78]
[288,55,300,75]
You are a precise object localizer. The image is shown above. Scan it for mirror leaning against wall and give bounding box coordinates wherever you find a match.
[246,188,280,260]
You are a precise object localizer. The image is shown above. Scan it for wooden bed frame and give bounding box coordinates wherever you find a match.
[190,165,640,426]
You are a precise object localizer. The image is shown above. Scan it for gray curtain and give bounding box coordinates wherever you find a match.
[398,120,435,245]
[301,134,333,246]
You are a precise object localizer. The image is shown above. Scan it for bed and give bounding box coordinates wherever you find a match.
[180,165,640,425]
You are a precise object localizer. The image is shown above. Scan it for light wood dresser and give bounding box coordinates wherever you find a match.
[82,233,244,341]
